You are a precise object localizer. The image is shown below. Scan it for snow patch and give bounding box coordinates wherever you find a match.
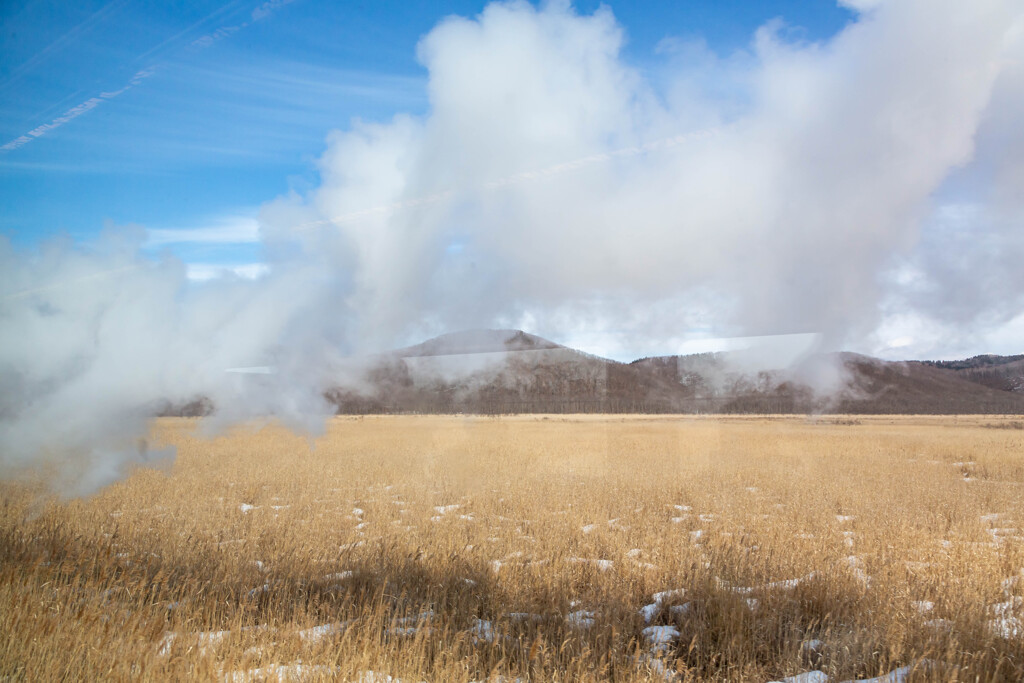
[297,620,353,643]
[768,672,829,683]
[912,600,934,614]
[567,610,596,628]
[642,625,680,645]
[469,618,498,643]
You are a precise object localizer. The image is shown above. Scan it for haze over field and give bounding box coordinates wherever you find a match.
[2,0,1024,491]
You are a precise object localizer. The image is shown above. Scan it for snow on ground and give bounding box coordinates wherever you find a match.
[843,556,872,587]
[386,626,430,638]
[762,573,816,591]
[911,600,934,614]
[640,602,661,623]
[351,672,427,683]
[158,629,230,656]
[669,603,691,617]
[925,618,953,630]
[296,620,353,643]
[640,588,687,623]
[716,573,816,597]
[989,596,1023,616]
[639,652,678,681]
[393,611,435,626]
[247,583,270,598]
[223,663,336,682]
[840,664,915,683]
[507,612,543,622]
[988,615,1023,638]
[767,660,935,683]
[566,610,596,628]
[469,618,498,643]
[652,588,686,603]
[568,557,613,571]
[768,672,829,683]
[642,625,680,647]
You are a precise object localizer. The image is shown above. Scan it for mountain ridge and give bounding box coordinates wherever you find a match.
[157,329,1024,416]
[322,329,1024,415]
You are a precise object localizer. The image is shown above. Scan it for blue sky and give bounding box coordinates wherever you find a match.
[1,0,854,263]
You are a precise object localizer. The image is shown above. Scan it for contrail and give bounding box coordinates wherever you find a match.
[1,0,296,153]
[1,265,140,302]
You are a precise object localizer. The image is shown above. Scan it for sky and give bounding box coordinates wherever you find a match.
[2,0,853,257]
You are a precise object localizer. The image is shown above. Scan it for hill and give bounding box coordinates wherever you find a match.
[324,330,1024,415]
[922,354,1024,393]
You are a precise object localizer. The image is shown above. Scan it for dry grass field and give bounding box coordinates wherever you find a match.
[2,415,1024,682]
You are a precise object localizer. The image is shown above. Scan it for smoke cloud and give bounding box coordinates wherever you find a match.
[2,0,1023,493]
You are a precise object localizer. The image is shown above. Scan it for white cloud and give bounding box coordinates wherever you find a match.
[837,0,886,13]
[264,0,1023,355]
[147,215,261,247]
[185,263,269,281]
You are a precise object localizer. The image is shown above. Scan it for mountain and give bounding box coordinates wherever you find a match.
[324,330,1024,415]
[921,354,1024,393]
[394,329,564,357]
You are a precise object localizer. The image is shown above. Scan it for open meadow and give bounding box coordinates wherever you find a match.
[2,415,1024,682]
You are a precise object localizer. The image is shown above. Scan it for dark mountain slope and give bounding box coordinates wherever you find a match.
[325,331,1024,415]
[923,355,1024,393]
